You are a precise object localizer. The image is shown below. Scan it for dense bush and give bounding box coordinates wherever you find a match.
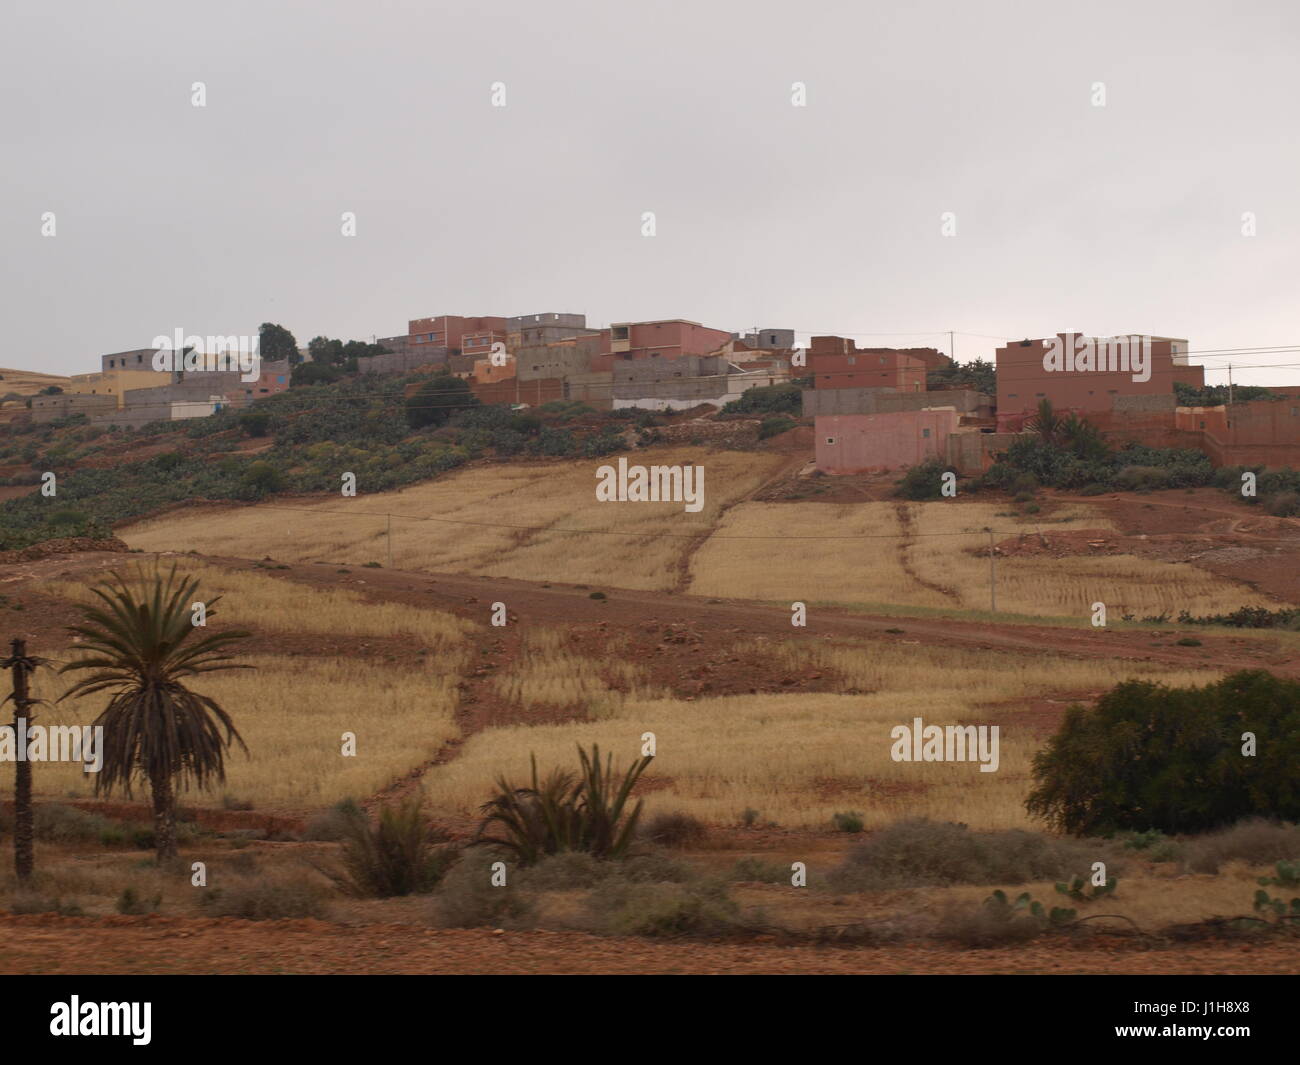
[828,819,1101,890]
[759,415,797,439]
[894,459,950,500]
[405,375,477,429]
[332,797,458,897]
[1026,671,1300,835]
[721,383,802,416]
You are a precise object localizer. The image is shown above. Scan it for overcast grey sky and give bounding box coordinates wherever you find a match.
[3,0,1297,386]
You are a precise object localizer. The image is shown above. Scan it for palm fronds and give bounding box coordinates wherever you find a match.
[474,744,654,864]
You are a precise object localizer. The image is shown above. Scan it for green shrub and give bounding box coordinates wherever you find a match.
[473,745,654,865]
[239,411,271,437]
[895,460,949,501]
[1027,671,1300,835]
[721,383,802,416]
[831,811,865,833]
[333,796,458,897]
[405,376,476,429]
[239,460,285,498]
[1115,465,1169,491]
[759,415,796,439]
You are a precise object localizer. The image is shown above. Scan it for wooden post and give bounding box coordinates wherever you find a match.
[9,637,35,881]
[985,528,997,613]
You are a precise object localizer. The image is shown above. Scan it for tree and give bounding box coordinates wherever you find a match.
[1026,670,1300,835]
[259,323,300,366]
[58,566,252,862]
[927,357,996,395]
[3,639,51,881]
[406,375,476,429]
[1058,412,1108,461]
[1024,398,1062,444]
[239,460,285,498]
[291,361,341,387]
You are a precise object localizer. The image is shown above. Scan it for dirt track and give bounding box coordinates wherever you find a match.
[2,914,1295,974]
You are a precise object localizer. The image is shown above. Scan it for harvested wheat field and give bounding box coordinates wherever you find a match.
[122,448,789,591]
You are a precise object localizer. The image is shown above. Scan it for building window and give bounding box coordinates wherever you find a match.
[847,356,856,365]
[1035,392,1045,397]
[922,428,931,438]
[1008,393,1017,398]
[825,437,835,445]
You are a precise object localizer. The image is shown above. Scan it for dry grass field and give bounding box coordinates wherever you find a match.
[123,449,789,591]
[122,459,1262,620]
[44,559,475,645]
[689,500,1261,618]
[491,629,669,719]
[2,654,467,808]
[421,637,1221,830]
[12,563,477,808]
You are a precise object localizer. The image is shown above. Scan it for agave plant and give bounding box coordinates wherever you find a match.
[59,564,251,862]
[474,744,653,864]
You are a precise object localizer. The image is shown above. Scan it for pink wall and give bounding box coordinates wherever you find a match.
[815,410,960,474]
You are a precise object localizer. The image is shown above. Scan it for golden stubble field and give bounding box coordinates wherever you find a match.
[13,554,1227,828]
[122,452,1261,620]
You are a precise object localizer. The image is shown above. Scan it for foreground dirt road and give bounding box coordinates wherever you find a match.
[2,915,1296,975]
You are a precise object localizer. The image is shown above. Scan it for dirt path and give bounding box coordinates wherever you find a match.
[893,502,962,603]
[2,914,1294,974]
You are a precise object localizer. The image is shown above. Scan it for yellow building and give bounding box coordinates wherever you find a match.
[67,369,171,408]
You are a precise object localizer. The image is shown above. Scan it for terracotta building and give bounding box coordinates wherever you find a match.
[995,333,1203,430]
[807,337,935,392]
[407,315,508,358]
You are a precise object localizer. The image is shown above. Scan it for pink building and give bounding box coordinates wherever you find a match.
[589,319,733,371]
[815,409,960,474]
[224,359,291,405]
[407,315,508,358]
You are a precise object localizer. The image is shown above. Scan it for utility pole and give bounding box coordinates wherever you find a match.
[949,331,956,363]
[1228,363,1234,407]
[985,527,996,613]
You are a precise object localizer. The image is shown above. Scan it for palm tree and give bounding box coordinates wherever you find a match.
[59,565,252,862]
[1025,398,1062,444]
